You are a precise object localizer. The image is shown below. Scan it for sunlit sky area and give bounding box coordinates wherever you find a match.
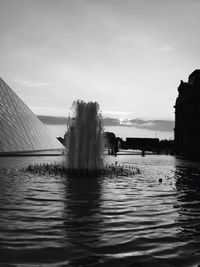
[0,0,200,123]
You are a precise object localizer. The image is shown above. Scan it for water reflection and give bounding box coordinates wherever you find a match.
[175,167,200,235]
[64,176,103,266]
[174,167,200,266]
[0,168,67,265]
[1,156,200,266]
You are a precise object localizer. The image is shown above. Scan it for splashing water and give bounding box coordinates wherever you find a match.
[66,100,104,172]
[25,100,139,177]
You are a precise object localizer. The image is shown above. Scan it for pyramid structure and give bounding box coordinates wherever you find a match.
[0,77,64,154]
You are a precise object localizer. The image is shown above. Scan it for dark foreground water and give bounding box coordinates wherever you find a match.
[0,154,200,266]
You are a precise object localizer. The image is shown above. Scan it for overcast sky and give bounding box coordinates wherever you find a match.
[0,0,200,120]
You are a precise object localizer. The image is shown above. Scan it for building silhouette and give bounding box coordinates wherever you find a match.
[174,70,200,158]
[126,137,159,152]
[0,77,64,155]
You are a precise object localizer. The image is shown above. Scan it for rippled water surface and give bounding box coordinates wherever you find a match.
[0,154,200,266]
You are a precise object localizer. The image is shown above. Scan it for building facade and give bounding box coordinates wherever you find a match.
[0,77,64,154]
[174,70,200,158]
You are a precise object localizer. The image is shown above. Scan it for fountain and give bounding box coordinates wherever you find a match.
[26,100,140,177]
[65,100,104,174]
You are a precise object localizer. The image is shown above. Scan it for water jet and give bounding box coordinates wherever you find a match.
[25,100,140,177]
[65,100,104,173]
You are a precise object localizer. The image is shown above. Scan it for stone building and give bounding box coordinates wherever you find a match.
[174,70,200,158]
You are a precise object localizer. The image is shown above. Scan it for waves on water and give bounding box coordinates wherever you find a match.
[0,155,200,266]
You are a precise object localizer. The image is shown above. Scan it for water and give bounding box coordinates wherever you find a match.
[0,154,200,266]
[66,101,103,171]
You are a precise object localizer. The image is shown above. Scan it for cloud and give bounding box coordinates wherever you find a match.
[127,119,174,132]
[16,79,51,87]
[38,115,174,132]
[103,118,174,132]
[38,115,67,125]
[103,117,120,126]
[31,107,68,116]
[102,110,133,116]
[159,44,174,52]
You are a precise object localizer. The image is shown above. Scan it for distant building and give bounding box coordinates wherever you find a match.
[126,138,159,151]
[0,77,64,155]
[174,70,200,158]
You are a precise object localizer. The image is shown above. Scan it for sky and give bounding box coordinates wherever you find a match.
[0,0,200,136]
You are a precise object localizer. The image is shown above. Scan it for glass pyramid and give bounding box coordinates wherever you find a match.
[0,77,64,154]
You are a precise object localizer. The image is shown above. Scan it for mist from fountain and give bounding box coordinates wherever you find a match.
[65,100,104,173]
